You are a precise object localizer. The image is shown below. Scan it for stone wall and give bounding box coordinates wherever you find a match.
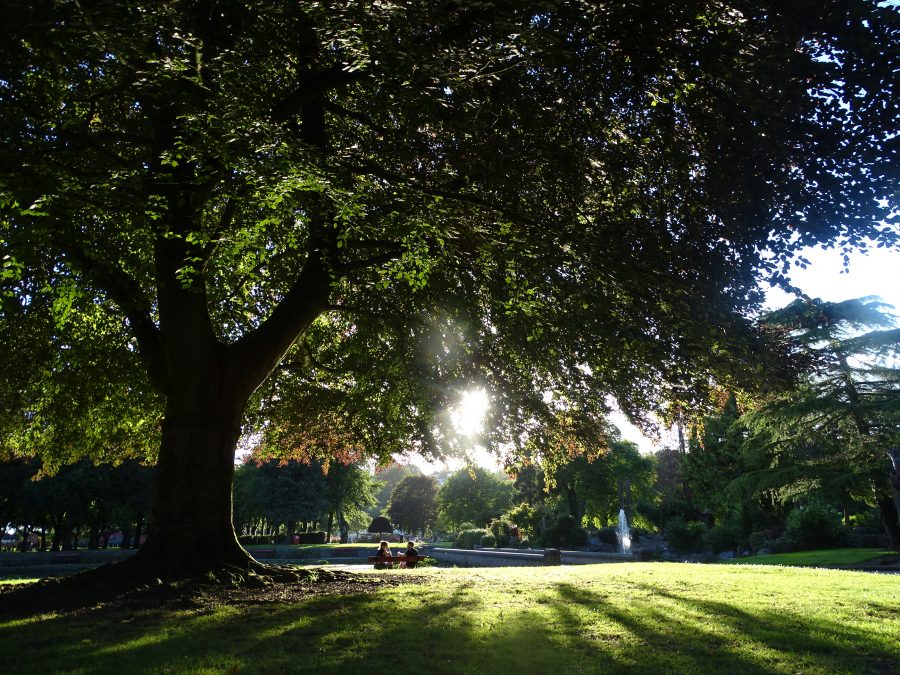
[427,547,553,567]
[426,546,643,567]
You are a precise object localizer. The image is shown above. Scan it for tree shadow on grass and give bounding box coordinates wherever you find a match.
[549,581,899,674]
[1,573,897,674]
[0,579,576,674]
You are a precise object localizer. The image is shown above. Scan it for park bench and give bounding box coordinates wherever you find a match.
[367,554,428,566]
[252,548,277,558]
[52,552,81,564]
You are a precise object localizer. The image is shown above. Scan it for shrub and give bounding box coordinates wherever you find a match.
[664,517,706,553]
[503,503,541,538]
[455,529,489,550]
[629,526,653,543]
[785,502,845,550]
[489,518,516,547]
[768,533,801,553]
[847,509,881,532]
[540,516,588,548]
[846,530,889,548]
[703,522,744,553]
[596,526,619,546]
[480,533,497,548]
[294,531,328,544]
[748,530,769,552]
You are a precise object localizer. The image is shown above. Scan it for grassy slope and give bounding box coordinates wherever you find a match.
[1,563,897,674]
[721,548,896,567]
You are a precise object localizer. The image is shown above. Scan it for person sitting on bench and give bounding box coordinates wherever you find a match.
[403,541,420,568]
[373,540,393,569]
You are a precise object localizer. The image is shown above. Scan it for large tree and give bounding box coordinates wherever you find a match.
[1,1,897,577]
[437,467,515,529]
[740,298,900,546]
[387,474,439,536]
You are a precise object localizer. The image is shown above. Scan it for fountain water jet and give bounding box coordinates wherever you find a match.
[617,508,631,554]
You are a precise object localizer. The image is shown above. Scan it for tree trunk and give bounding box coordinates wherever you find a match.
[566,484,580,520]
[51,512,64,551]
[888,448,900,543]
[61,517,73,551]
[130,391,254,577]
[132,515,144,549]
[338,506,349,544]
[17,525,31,552]
[876,496,900,550]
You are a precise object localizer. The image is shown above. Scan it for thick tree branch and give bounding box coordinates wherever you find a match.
[270,67,364,123]
[230,194,334,392]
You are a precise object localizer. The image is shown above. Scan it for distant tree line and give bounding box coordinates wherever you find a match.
[0,459,153,551]
[232,458,378,543]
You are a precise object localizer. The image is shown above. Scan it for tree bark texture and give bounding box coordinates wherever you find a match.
[130,377,253,576]
[876,496,900,550]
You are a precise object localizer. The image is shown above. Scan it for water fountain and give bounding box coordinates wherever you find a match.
[617,508,631,554]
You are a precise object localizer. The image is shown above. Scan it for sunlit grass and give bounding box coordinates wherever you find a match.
[1,564,897,674]
[0,578,38,585]
[721,548,896,568]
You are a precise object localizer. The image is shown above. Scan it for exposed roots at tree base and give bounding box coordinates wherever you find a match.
[0,558,413,619]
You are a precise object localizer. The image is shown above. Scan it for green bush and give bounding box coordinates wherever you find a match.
[748,530,770,552]
[596,526,619,546]
[293,531,328,545]
[503,502,541,538]
[785,502,845,550]
[480,533,497,548]
[847,508,881,532]
[540,516,588,548]
[703,521,744,553]
[489,518,515,547]
[768,533,801,553]
[664,517,706,553]
[455,529,489,550]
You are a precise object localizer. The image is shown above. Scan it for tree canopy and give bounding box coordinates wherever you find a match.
[387,474,439,536]
[1,1,897,577]
[739,298,900,545]
[437,467,515,529]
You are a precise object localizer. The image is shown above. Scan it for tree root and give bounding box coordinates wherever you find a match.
[0,557,360,618]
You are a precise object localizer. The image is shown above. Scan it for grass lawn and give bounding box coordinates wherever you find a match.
[721,548,896,568]
[1,563,897,674]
